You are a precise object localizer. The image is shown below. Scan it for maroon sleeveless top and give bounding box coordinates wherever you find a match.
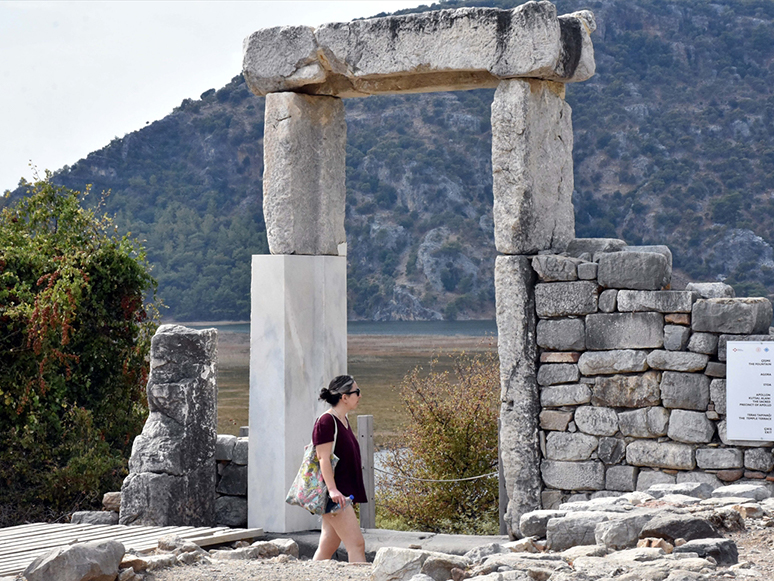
[312,412,368,503]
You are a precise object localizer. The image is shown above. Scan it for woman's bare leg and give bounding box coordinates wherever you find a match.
[314,516,342,560]
[325,505,366,563]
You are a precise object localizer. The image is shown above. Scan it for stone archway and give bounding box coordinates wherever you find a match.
[242,1,597,535]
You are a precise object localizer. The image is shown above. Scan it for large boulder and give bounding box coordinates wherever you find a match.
[546,512,613,551]
[519,509,568,538]
[638,514,721,543]
[23,540,125,581]
[595,513,654,551]
[673,538,738,565]
[372,547,469,581]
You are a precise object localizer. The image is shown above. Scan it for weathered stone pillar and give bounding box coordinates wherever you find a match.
[252,90,348,532]
[492,78,575,536]
[249,255,347,532]
[263,92,347,256]
[495,257,540,538]
[120,325,217,526]
[491,79,574,255]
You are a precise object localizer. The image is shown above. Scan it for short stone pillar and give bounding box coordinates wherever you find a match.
[249,255,347,532]
[263,92,347,256]
[120,325,218,526]
[495,257,540,537]
[491,79,574,255]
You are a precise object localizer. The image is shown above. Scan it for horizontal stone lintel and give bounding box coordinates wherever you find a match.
[243,3,596,97]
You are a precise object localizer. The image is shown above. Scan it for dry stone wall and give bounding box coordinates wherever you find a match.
[531,239,774,509]
[214,432,249,527]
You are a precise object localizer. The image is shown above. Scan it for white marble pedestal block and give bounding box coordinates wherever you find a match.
[491,79,574,255]
[248,255,347,532]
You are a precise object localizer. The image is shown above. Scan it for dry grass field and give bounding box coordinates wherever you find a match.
[215,331,497,444]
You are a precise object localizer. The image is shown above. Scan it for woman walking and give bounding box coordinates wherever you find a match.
[312,375,367,562]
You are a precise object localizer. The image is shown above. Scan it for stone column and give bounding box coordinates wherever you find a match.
[492,79,574,536]
[252,90,349,532]
[495,257,540,538]
[263,92,347,256]
[249,255,347,532]
[491,79,574,255]
[120,325,217,527]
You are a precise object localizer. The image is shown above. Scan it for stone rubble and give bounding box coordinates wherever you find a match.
[370,484,774,580]
[113,535,299,580]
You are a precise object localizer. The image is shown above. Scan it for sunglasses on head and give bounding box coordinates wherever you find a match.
[345,388,361,396]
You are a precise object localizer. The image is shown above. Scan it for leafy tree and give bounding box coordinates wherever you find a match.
[377,351,500,534]
[0,176,158,525]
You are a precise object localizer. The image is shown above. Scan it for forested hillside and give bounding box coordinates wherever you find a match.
[5,0,774,321]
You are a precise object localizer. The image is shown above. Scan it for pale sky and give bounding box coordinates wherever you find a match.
[0,1,429,192]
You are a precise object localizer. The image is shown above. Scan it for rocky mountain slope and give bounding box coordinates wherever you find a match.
[5,0,774,321]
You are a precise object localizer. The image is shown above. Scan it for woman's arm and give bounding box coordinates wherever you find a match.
[316,441,346,507]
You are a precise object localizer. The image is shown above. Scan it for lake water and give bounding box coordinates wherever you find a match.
[179,320,499,441]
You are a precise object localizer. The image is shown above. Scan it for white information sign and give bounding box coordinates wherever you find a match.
[726,341,774,441]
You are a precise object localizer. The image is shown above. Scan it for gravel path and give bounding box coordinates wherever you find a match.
[146,524,774,581]
[729,523,774,579]
[148,556,372,581]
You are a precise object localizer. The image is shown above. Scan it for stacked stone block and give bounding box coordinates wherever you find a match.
[214,433,249,527]
[532,240,774,508]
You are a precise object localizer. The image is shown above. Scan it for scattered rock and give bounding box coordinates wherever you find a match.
[70,511,120,525]
[372,547,468,581]
[673,538,738,565]
[102,492,121,512]
[639,514,721,543]
[24,540,125,581]
[712,484,771,501]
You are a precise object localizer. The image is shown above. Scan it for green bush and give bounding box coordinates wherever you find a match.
[376,351,500,534]
[0,176,158,526]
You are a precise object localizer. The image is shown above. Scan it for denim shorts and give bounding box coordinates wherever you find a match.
[324,498,340,514]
